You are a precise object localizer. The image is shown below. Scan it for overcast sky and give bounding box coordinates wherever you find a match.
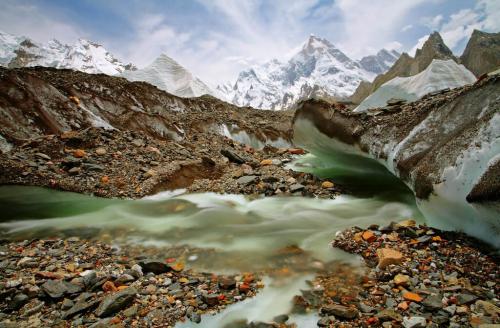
[0,0,498,85]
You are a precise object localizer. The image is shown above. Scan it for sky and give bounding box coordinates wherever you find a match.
[0,0,499,85]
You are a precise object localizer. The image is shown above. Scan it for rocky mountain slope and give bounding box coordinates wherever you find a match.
[358,49,401,75]
[350,32,456,104]
[0,30,135,75]
[354,59,476,112]
[460,29,500,77]
[217,35,398,110]
[121,54,215,98]
[294,72,500,247]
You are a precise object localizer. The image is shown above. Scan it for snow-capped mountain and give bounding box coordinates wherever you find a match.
[0,30,135,75]
[354,59,476,112]
[217,35,399,110]
[121,54,214,98]
[359,49,401,75]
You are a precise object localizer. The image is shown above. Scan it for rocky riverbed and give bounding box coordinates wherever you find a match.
[298,221,500,328]
[0,238,263,327]
[0,127,339,199]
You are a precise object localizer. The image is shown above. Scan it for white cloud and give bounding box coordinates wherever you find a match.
[334,0,433,59]
[401,24,413,32]
[384,41,403,52]
[433,0,499,53]
[439,9,482,49]
[122,14,191,67]
[478,0,500,30]
[409,34,429,56]
[420,14,444,30]
[0,0,82,44]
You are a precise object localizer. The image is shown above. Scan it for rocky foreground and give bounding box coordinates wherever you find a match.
[294,221,499,328]
[0,238,262,327]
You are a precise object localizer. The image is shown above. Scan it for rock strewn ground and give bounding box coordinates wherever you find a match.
[0,127,340,199]
[0,238,263,327]
[299,221,499,327]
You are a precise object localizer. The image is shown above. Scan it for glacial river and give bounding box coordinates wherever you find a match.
[0,122,423,327]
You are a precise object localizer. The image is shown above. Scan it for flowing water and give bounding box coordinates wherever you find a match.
[0,122,424,327]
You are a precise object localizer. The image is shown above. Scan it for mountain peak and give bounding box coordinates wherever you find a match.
[122,53,214,98]
[303,34,335,52]
[417,31,453,59]
[0,30,136,75]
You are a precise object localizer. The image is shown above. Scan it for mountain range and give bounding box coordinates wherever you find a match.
[216,35,400,110]
[0,31,136,75]
[1,29,499,110]
[351,30,500,104]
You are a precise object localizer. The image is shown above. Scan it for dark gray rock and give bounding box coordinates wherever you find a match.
[138,259,171,274]
[290,183,305,193]
[273,314,289,323]
[62,299,99,319]
[95,287,137,317]
[8,293,29,311]
[236,175,257,185]
[457,293,478,305]
[221,149,246,164]
[41,280,82,298]
[218,276,236,290]
[422,294,443,310]
[189,312,201,323]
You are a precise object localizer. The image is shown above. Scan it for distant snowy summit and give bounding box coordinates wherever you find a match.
[217,35,400,110]
[0,30,135,75]
[121,54,214,98]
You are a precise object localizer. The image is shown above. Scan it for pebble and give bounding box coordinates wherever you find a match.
[403,316,427,328]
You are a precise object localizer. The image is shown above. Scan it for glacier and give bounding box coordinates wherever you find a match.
[354,59,476,112]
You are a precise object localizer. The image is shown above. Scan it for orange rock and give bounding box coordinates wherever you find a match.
[321,181,334,189]
[432,236,442,242]
[117,285,129,291]
[69,96,80,105]
[398,301,409,310]
[376,248,403,269]
[239,283,250,293]
[362,231,377,242]
[171,262,185,272]
[403,292,423,302]
[243,274,254,284]
[109,317,121,324]
[102,281,117,292]
[101,176,109,184]
[288,148,305,155]
[73,149,86,158]
[260,159,273,166]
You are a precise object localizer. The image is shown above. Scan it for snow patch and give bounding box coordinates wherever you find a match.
[354,60,476,112]
[121,54,214,98]
[0,134,12,153]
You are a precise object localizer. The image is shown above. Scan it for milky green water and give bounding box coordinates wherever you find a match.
[0,122,423,327]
